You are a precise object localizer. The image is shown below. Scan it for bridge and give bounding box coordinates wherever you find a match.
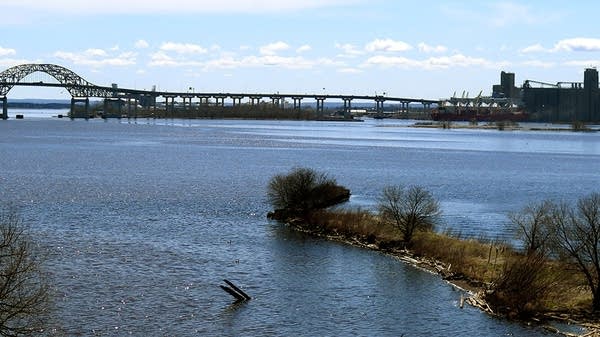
[0,63,438,120]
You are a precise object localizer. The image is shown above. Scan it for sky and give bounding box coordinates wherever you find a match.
[1,0,600,100]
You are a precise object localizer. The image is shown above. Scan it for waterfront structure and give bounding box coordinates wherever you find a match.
[494,68,600,123]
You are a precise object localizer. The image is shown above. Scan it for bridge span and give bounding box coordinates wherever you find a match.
[0,63,437,120]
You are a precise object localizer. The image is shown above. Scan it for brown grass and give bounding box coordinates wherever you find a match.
[410,231,510,283]
[300,208,595,317]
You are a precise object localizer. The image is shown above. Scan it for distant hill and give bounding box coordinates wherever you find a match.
[8,98,71,109]
[9,98,71,104]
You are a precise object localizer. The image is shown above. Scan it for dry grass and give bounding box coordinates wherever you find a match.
[302,208,594,316]
[411,231,510,283]
[306,209,398,242]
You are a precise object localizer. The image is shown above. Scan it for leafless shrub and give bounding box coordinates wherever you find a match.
[0,210,50,336]
[377,185,440,245]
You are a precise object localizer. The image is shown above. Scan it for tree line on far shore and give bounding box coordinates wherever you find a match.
[267,166,600,318]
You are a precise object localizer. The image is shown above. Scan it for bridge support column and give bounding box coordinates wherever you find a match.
[270,96,279,108]
[375,98,385,118]
[197,95,209,117]
[103,99,108,118]
[423,102,432,115]
[101,98,122,118]
[343,98,353,119]
[164,96,176,118]
[231,96,243,108]
[249,96,262,107]
[213,95,226,107]
[292,97,303,110]
[70,97,90,119]
[1,96,7,120]
[126,97,132,119]
[133,97,138,119]
[315,97,326,119]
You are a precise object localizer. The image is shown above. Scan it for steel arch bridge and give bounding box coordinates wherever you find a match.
[0,63,113,97]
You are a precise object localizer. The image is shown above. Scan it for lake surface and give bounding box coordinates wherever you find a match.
[0,115,597,336]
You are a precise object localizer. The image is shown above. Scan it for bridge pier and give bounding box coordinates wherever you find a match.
[213,95,226,107]
[164,95,177,118]
[1,96,7,120]
[292,97,303,110]
[231,95,244,108]
[342,98,353,119]
[128,96,139,119]
[270,96,282,109]
[249,95,262,107]
[315,96,326,119]
[70,97,90,119]
[102,98,122,118]
[375,98,385,118]
[180,95,194,118]
[126,97,132,118]
[423,102,432,115]
[134,97,138,118]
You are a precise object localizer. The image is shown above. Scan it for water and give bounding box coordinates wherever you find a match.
[1,115,597,336]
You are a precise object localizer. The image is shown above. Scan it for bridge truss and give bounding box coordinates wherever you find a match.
[0,63,114,97]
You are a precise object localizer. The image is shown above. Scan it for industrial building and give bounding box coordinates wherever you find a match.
[492,69,600,123]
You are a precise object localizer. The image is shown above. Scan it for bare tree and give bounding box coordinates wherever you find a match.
[377,185,440,245]
[548,193,600,311]
[509,200,554,254]
[0,211,50,336]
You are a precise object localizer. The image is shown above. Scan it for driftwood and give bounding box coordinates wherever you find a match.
[465,293,494,315]
[220,279,251,302]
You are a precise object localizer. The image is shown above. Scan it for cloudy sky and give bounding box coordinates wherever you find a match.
[1,0,599,99]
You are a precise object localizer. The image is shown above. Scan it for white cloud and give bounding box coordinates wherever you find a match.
[441,2,560,29]
[488,2,538,27]
[53,49,136,67]
[148,48,343,71]
[520,43,547,53]
[334,43,363,58]
[365,39,412,53]
[521,38,600,54]
[0,46,16,57]
[260,41,290,55]
[134,40,149,49]
[554,38,600,52]
[84,48,108,57]
[521,60,555,68]
[425,54,496,68]
[0,0,361,15]
[149,51,184,67]
[160,42,207,54]
[296,45,312,53]
[0,58,33,67]
[563,60,600,67]
[364,53,499,70]
[364,55,419,68]
[417,42,447,54]
[338,68,362,74]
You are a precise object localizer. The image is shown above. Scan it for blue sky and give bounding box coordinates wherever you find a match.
[1,0,600,99]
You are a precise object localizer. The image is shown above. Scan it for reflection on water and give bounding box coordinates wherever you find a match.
[0,117,594,335]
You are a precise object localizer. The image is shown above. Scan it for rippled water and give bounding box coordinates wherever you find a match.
[0,116,597,336]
